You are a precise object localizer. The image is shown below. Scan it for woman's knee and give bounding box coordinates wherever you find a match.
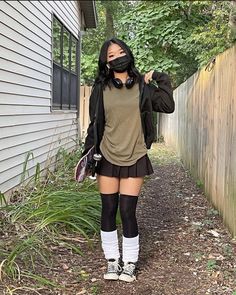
[101,192,119,231]
[119,194,139,237]
[101,193,119,215]
[119,194,138,221]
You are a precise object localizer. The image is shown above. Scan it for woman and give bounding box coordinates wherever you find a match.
[82,37,175,282]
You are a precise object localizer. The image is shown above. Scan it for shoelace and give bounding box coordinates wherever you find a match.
[107,260,122,273]
[122,263,136,276]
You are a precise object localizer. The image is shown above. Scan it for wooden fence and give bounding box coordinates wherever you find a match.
[160,45,236,236]
[79,85,92,140]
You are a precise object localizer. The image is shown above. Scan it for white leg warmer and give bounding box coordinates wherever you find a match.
[122,235,139,263]
[101,230,120,260]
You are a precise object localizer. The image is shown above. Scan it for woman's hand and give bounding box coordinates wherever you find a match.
[144,70,154,84]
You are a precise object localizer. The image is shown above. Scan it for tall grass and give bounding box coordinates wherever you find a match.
[0,145,101,287]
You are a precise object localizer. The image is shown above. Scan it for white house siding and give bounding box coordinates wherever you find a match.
[0,1,81,194]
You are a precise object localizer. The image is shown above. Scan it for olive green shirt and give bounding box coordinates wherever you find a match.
[100,83,147,166]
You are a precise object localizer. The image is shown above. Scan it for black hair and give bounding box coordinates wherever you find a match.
[94,37,142,89]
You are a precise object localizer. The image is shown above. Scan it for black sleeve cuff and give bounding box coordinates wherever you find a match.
[152,70,159,80]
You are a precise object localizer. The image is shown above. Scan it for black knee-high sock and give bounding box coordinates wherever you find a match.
[100,192,119,232]
[119,194,138,238]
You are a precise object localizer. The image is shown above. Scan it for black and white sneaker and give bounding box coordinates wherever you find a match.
[119,262,137,282]
[104,258,122,280]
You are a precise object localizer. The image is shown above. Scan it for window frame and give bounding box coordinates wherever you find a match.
[51,14,80,111]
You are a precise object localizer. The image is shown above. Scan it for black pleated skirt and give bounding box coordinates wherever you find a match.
[95,154,154,178]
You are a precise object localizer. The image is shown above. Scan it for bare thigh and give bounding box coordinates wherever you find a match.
[97,175,120,194]
[119,177,144,196]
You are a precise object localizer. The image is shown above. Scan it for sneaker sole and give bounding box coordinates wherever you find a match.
[119,273,136,282]
[104,273,119,280]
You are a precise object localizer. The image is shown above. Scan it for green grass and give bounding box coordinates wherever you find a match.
[206,259,218,271]
[0,145,101,289]
[196,179,204,189]
[21,272,61,288]
[207,208,219,216]
[0,142,179,291]
[148,142,180,166]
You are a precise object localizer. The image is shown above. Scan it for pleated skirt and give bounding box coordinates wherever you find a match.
[95,154,154,178]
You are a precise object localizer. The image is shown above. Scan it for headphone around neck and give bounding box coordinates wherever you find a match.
[112,77,135,89]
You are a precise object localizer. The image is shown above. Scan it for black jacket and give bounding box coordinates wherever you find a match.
[82,71,175,156]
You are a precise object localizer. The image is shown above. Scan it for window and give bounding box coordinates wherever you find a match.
[52,15,79,110]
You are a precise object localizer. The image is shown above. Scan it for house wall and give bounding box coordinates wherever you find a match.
[0,1,81,194]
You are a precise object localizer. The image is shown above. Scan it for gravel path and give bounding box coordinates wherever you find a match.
[69,145,236,295]
[1,144,235,295]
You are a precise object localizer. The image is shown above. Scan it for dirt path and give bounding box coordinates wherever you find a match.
[1,144,235,295]
[72,145,236,295]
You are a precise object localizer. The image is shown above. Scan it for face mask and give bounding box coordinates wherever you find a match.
[108,55,131,73]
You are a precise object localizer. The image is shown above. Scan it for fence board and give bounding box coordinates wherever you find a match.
[79,85,91,140]
[160,45,236,236]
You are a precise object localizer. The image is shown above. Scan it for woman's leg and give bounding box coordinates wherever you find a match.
[119,177,144,239]
[119,177,144,196]
[97,175,121,280]
[119,177,144,282]
[97,175,120,233]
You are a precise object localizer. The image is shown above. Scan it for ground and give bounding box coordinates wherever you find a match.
[1,144,235,295]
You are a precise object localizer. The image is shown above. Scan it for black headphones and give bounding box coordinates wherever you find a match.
[112,77,135,89]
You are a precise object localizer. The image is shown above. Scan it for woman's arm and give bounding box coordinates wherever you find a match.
[147,70,175,113]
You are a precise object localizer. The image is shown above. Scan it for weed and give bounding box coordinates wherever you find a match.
[21,271,61,288]
[0,145,101,290]
[196,179,204,189]
[157,135,165,143]
[206,259,218,271]
[4,286,43,295]
[148,143,180,165]
[0,192,7,206]
[0,259,20,281]
[207,208,219,216]
[21,151,34,182]
[0,234,49,280]
[79,270,90,281]
[34,162,41,187]
[223,244,233,257]
[202,219,214,227]
[191,221,204,231]
[90,284,100,294]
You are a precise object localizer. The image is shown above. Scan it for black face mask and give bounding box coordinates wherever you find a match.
[108,55,131,73]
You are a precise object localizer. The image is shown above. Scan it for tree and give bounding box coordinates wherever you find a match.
[228,1,236,40]
[119,1,235,86]
[81,1,130,84]
[100,0,115,38]
[81,1,235,86]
